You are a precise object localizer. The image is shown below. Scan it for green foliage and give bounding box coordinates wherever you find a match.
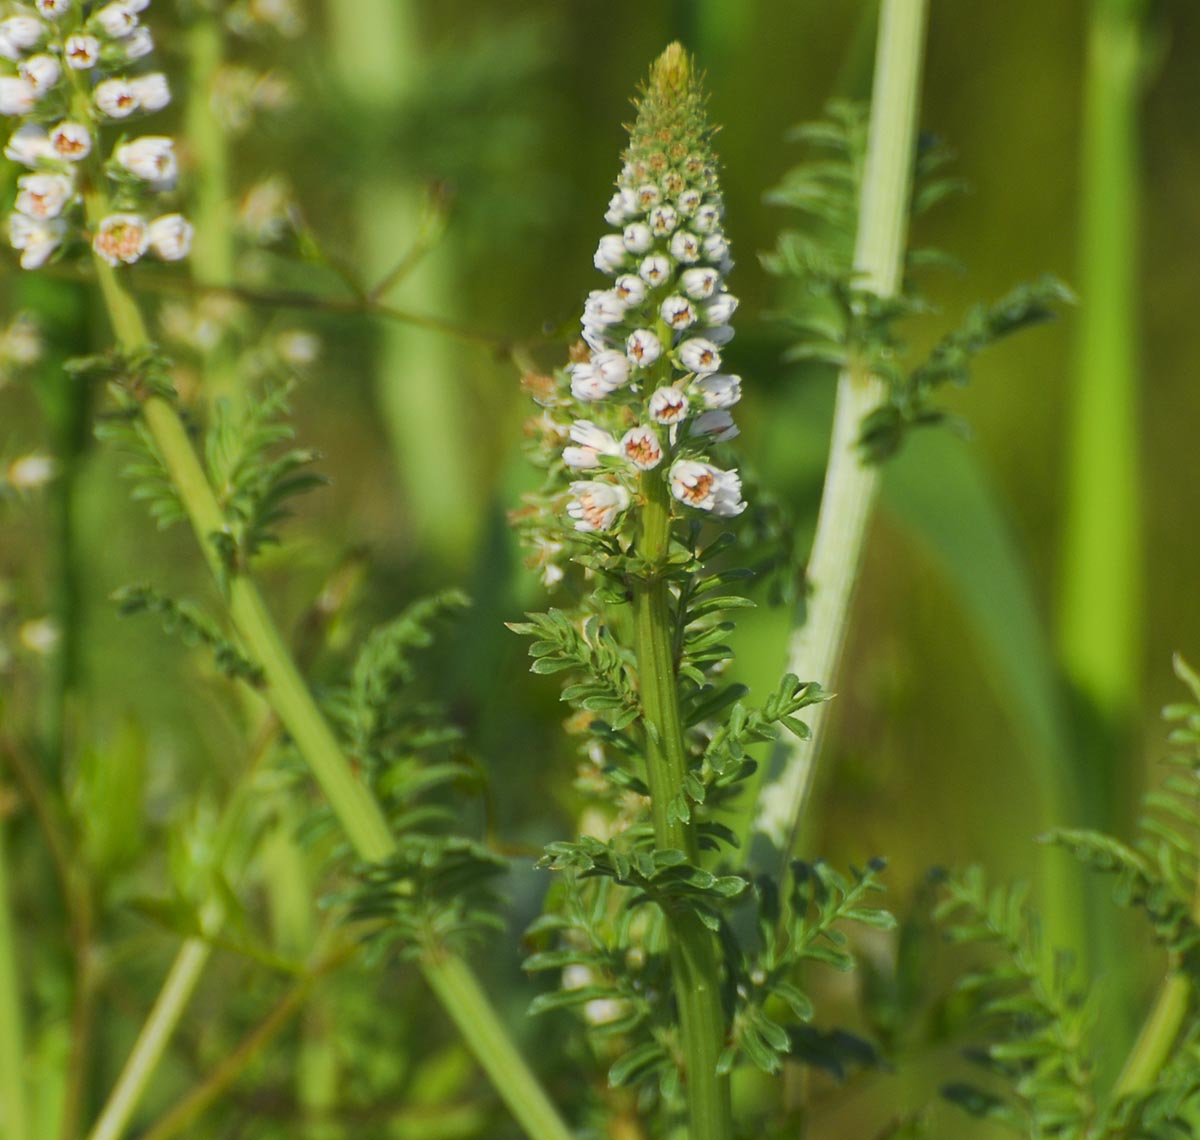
[764,101,1069,461]
[324,591,509,960]
[204,378,327,570]
[723,859,894,1076]
[112,583,264,685]
[91,348,188,530]
[936,659,1200,1137]
[1048,655,1200,970]
[508,608,641,732]
[935,866,1097,1135]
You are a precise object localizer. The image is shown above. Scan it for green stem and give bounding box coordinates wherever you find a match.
[751,0,929,859]
[0,813,30,1140]
[1112,971,1190,1099]
[85,252,571,1140]
[630,473,732,1140]
[1112,864,1200,1098]
[422,953,574,1140]
[86,931,213,1140]
[1057,0,1145,721]
[136,944,353,1140]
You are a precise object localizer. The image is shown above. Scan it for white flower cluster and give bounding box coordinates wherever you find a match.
[563,155,746,534]
[0,0,191,269]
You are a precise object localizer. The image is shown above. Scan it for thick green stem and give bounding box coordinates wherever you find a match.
[0,814,30,1140]
[87,258,572,1140]
[1113,971,1190,1099]
[1057,0,1145,721]
[752,0,929,858]
[631,473,732,1140]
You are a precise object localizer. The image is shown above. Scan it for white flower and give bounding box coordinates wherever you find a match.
[19,617,59,655]
[690,409,739,442]
[5,124,52,166]
[635,184,660,210]
[669,230,701,264]
[702,233,731,267]
[580,325,610,355]
[622,222,653,254]
[49,121,91,161]
[704,291,739,325]
[35,0,71,19]
[604,187,637,226]
[694,373,741,409]
[619,425,663,470]
[129,72,170,111]
[148,213,192,260]
[15,173,72,219]
[92,213,149,265]
[677,189,702,215]
[582,289,626,328]
[693,203,722,233]
[18,53,59,96]
[64,34,100,69]
[0,77,36,116]
[1,313,43,364]
[670,460,745,516]
[0,17,44,50]
[9,213,66,269]
[123,0,150,11]
[660,295,696,331]
[648,386,688,424]
[6,452,56,490]
[563,420,620,468]
[115,136,177,186]
[648,204,678,236]
[0,32,18,62]
[681,267,719,300]
[638,254,670,287]
[594,233,626,274]
[625,328,661,369]
[95,78,139,117]
[567,480,630,533]
[124,25,153,59]
[591,349,630,389]
[662,170,684,196]
[678,338,721,375]
[95,2,138,37]
[569,362,611,402]
[613,274,646,306]
[275,329,319,365]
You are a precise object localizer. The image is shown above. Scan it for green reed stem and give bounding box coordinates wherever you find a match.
[86,254,572,1140]
[1057,0,1146,722]
[630,472,732,1140]
[0,814,30,1140]
[752,0,929,859]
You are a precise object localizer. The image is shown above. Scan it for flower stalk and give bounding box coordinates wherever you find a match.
[632,472,733,1140]
[752,0,930,859]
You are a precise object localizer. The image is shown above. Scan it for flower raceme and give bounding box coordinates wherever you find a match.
[0,0,191,270]
[524,43,746,553]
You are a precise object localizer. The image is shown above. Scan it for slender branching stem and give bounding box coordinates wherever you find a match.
[752,0,929,859]
[0,811,30,1140]
[630,473,732,1140]
[84,241,572,1140]
[135,943,355,1140]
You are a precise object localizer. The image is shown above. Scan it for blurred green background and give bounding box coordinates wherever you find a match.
[3,0,1200,1136]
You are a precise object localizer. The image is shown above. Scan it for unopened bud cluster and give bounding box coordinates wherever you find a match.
[1,0,191,269]
[552,45,746,538]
